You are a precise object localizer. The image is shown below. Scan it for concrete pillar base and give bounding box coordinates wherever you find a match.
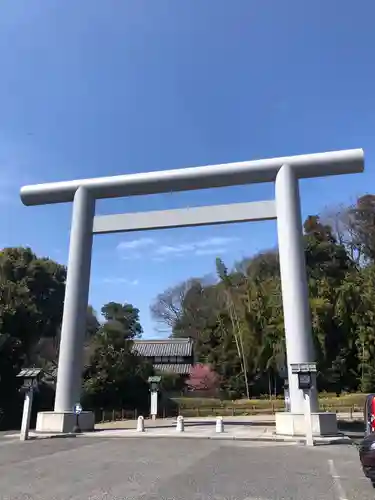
[275,412,338,437]
[36,411,95,433]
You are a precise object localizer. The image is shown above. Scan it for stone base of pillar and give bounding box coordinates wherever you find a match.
[275,412,338,437]
[36,411,95,433]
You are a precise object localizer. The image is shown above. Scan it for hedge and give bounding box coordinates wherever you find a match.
[172,393,367,411]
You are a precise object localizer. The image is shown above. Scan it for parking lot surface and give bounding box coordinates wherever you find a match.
[0,436,373,499]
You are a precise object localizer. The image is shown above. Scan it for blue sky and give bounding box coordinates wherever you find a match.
[0,0,374,336]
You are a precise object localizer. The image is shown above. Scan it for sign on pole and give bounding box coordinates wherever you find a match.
[73,403,82,415]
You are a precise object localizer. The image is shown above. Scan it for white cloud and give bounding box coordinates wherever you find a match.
[154,236,239,258]
[195,247,227,256]
[103,278,139,286]
[115,235,240,261]
[195,237,239,248]
[117,238,155,251]
[152,256,166,262]
[121,253,141,260]
[155,243,194,256]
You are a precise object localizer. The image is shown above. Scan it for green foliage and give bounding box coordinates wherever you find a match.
[0,333,24,428]
[82,302,152,411]
[86,305,100,339]
[158,372,186,393]
[0,247,67,428]
[0,247,66,359]
[350,194,375,263]
[101,302,143,339]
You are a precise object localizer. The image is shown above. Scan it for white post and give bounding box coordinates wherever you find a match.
[20,390,34,441]
[304,390,314,446]
[275,164,319,414]
[150,391,158,421]
[176,415,184,432]
[215,416,224,433]
[136,415,145,432]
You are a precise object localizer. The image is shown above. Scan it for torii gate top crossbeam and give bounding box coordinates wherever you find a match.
[20,148,364,206]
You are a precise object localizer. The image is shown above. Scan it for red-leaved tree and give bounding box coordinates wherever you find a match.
[185,363,220,393]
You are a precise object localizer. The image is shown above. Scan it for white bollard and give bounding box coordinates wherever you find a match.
[303,390,314,446]
[176,415,184,432]
[137,415,145,432]
[215,416,224,433]
[20,389,34,441]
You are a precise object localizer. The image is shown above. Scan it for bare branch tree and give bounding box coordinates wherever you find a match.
[321,203,362,265]
[150,276,213,334]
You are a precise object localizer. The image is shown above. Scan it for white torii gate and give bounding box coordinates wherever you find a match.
[20,148,364,435]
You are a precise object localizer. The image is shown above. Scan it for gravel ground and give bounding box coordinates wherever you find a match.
[0,436,373,499]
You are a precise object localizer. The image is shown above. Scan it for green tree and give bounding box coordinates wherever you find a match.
[350,194,375,264]
[0,247,66,360]
[86,306,100,339]
[101,302,142,339]
[303,215,354,284]
[83,302,151,411]
[0,334,24,428]
[323,196,375,266]
[236,250,279,281]
[0,247,67,428]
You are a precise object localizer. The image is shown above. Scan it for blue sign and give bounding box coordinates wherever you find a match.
[73,403,82,415]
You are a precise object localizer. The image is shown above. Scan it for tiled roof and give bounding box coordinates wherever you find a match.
[132,338,193,357]
[17,368,43,378]
[153,364,192,374]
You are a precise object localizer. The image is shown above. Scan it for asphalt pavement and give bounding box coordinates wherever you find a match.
[0,435,373,499]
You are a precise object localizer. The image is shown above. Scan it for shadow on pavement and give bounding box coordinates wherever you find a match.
[181,420,273,428]
[338,419,364,442]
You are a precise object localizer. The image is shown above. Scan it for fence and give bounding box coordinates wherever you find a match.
[95,404,364,423]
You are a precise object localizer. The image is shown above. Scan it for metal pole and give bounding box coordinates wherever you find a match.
[54,187,95,412]
[275,164,318,414]
[73,413,81,434]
